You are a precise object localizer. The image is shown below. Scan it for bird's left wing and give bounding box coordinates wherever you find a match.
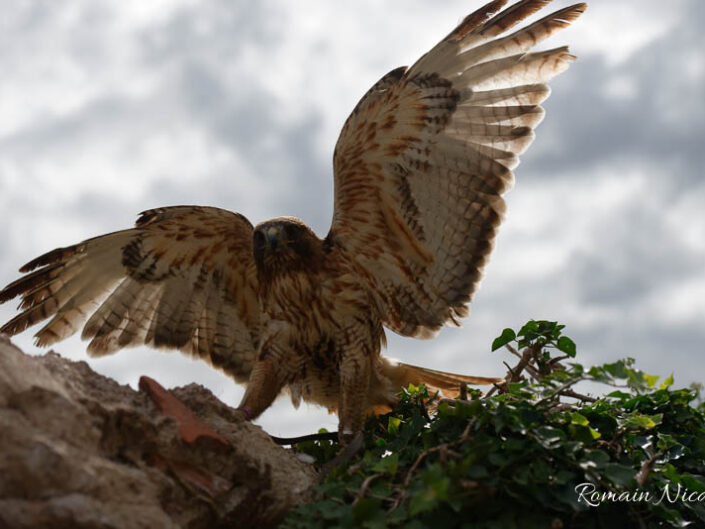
[0,206,261,382]
[328,0,585,338]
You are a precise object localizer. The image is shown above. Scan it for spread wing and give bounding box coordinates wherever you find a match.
[329,0,585,337]
[0,206,261,382]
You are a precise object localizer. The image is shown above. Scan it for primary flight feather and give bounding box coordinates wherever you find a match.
[0,0,586,441]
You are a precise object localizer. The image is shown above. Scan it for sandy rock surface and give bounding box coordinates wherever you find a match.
[0,336,316,529]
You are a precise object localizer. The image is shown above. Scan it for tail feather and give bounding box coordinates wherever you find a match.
[388,360,503,398]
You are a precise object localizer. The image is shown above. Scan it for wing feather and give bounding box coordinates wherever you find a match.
[0,206,261,382]
[329,0,585,337]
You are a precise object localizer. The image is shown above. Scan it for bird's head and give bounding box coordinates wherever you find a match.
[253,217,323,279]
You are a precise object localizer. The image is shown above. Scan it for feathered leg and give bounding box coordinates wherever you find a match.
[337,327,374,444]
[237,343,291,421]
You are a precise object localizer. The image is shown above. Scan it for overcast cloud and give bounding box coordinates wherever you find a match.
[1,0,703,437]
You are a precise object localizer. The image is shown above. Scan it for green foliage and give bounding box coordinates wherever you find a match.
[492,320,576,357]
[281,321,705,529]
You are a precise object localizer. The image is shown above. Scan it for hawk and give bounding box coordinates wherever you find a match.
[0,0,585,441]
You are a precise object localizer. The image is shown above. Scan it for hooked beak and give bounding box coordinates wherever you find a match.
[265,226,279,251]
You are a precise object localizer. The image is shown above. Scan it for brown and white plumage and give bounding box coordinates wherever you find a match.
[0,1,585,441]
[1,207,261,381]
[331,0,585,338]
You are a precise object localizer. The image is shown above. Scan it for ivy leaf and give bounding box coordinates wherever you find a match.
[557,336,577,357]
[387,416,402,436]
[518,320,540,337]
[372,452,399,476]
[660,374,675,390]
[620,413,663,430]
[602,360,630,379]
[580,449,610,470]
[569,424,601,442]
[634,435,654,450]
[588,427,602,440]
[644,373,660,388]
[570,412,589,426]
[680,474,705,493]
[534,425,565,449]
[492,328,516,351]
[604,463,636,487]
[352,498,383,524]
[409,489,438,517]
[606,390,632,400]
[409,466,449,516]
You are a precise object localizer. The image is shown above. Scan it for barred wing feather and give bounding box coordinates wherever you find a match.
[329,0,586,338]
[0,206,261,382]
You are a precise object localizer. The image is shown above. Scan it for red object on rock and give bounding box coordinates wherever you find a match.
[138,375,230,449]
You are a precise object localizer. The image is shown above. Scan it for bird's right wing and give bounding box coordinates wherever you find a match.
[0,206,261,382]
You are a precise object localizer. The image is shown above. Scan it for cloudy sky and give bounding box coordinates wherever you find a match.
[1,0,703,437]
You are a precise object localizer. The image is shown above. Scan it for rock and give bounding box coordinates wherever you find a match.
[0,335,316,529]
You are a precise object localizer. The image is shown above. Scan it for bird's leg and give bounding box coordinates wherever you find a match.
[237,349,287,421]
[338,345,372,445]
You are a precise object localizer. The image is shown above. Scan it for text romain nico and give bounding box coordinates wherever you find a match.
[575,482,705,507]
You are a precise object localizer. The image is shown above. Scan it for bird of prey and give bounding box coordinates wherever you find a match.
[0,0,585,441]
